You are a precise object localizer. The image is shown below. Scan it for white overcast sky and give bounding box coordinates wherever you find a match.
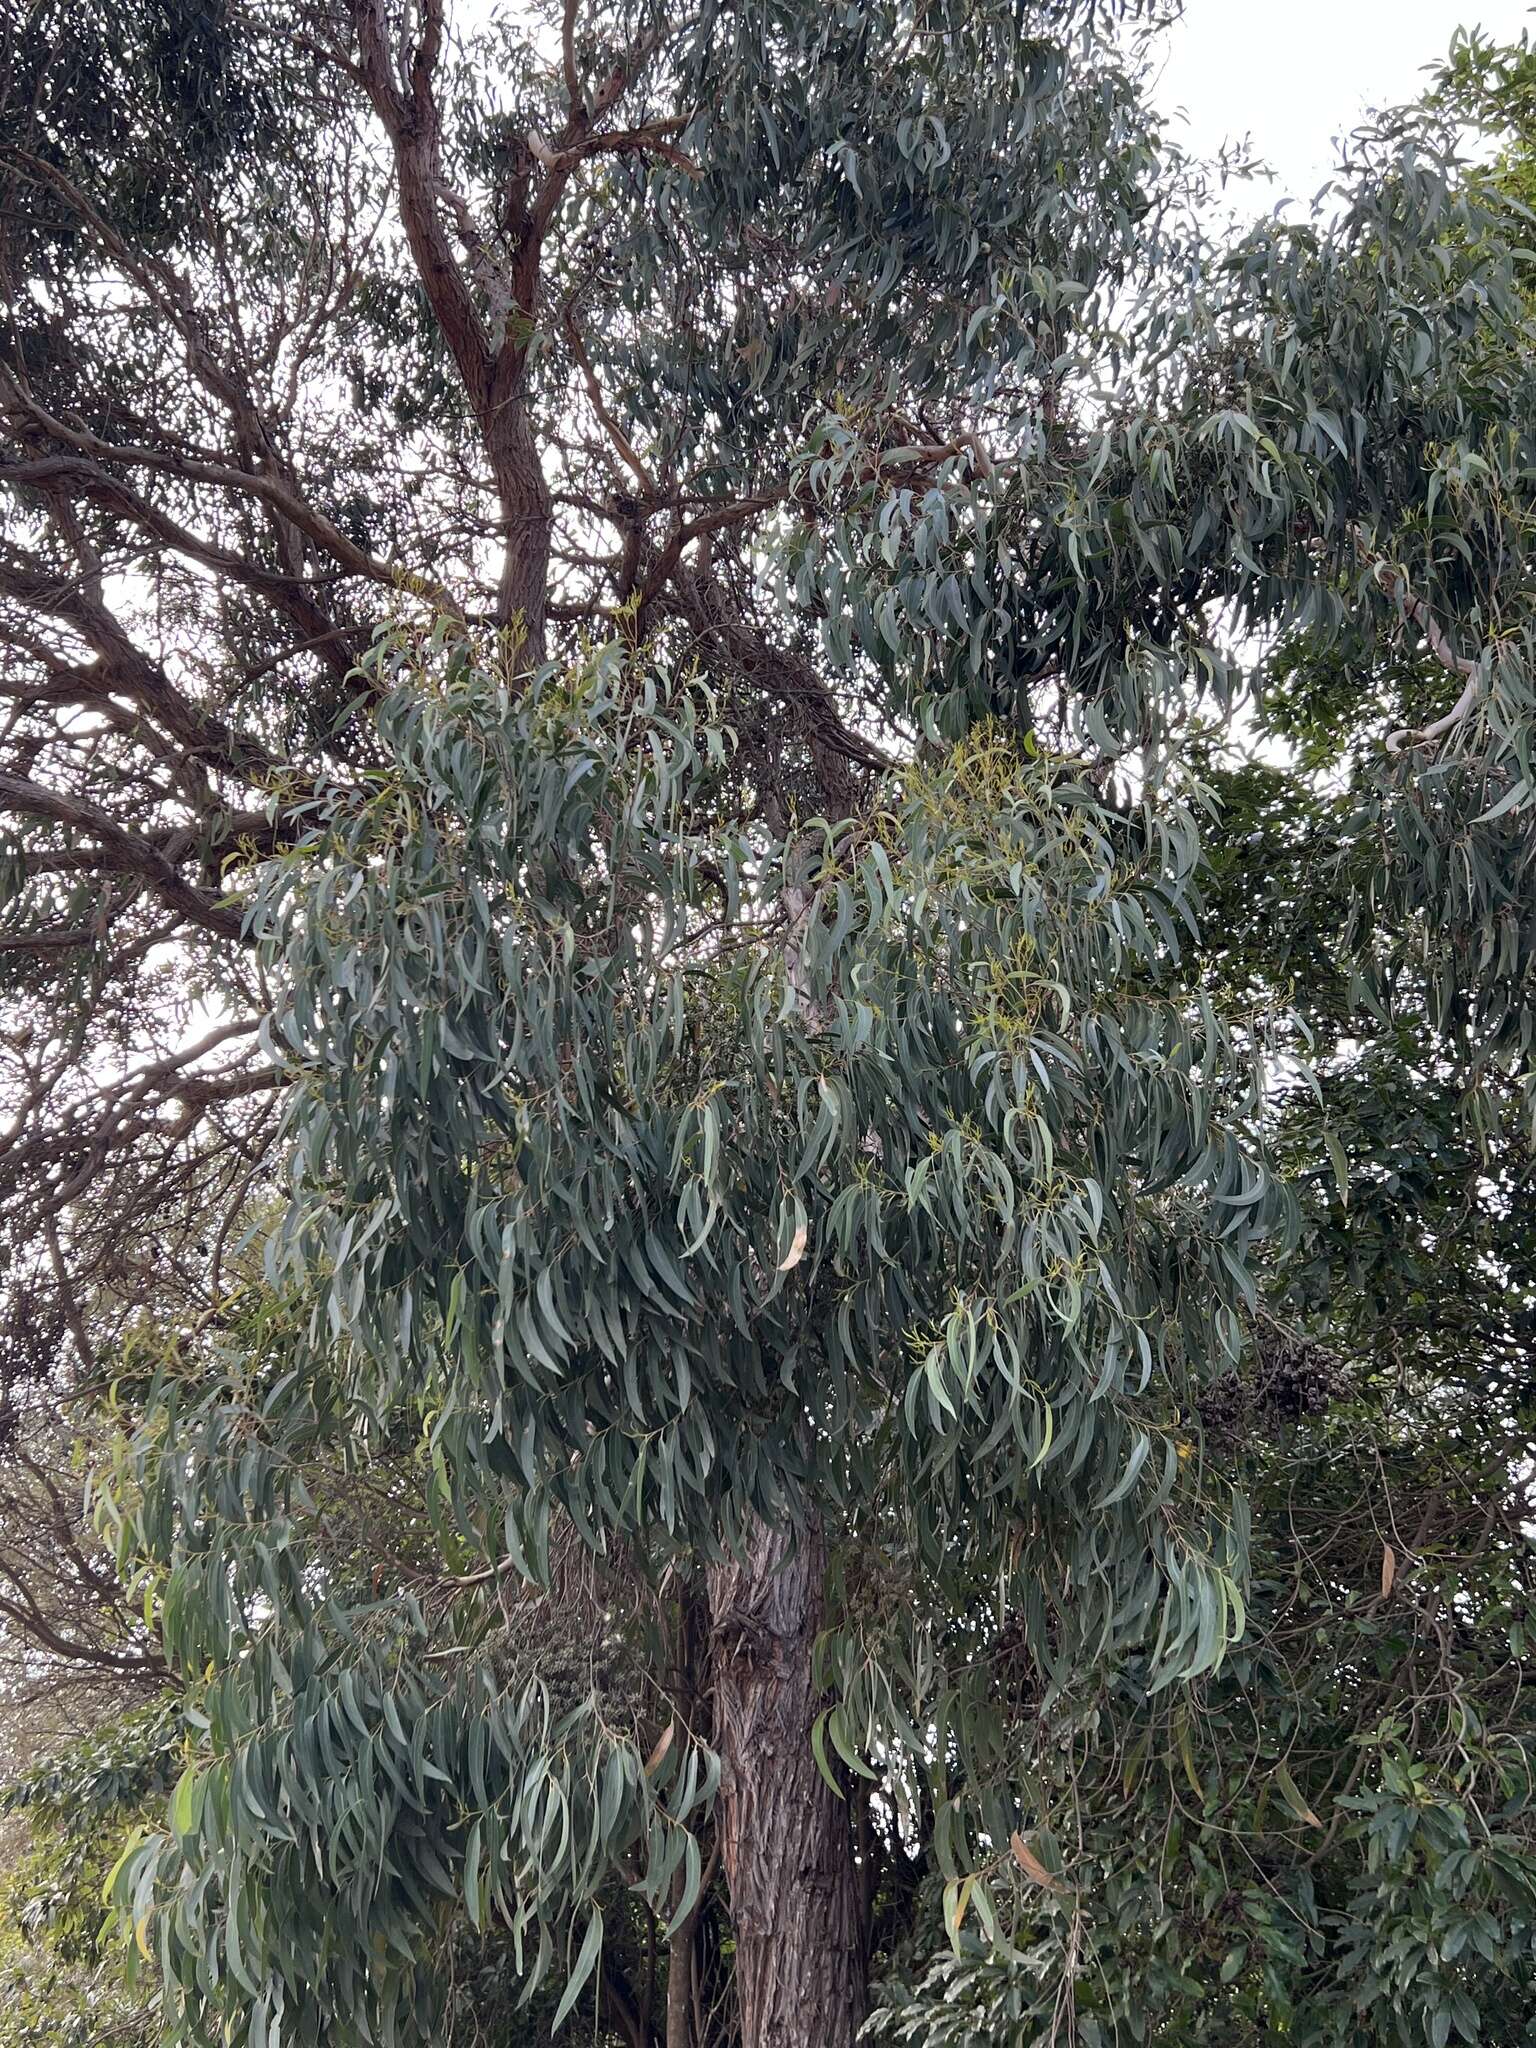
[1159,0,1535,200]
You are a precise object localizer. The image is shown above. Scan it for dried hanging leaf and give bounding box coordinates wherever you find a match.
[1273,1762,1321,1829]
[777,1222,808,1272]
[1380,1543,1396,1598]
[644,1722,676,1776]
[1010,1831,1063,1890]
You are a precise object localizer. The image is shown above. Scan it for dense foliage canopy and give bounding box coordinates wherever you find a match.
[2,5,1535,2046]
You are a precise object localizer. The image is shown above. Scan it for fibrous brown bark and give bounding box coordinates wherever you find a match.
[707,1516,865,2048]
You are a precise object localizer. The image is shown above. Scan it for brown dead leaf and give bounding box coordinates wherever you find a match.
[1009,1831,1063,1891]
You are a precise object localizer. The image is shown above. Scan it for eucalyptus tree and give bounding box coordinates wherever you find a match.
[4,2,1536,2045]
[864,732,1536,2046]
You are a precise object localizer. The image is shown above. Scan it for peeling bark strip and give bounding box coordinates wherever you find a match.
[707,1516,865,2047]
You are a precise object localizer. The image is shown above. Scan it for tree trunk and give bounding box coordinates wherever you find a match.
[485,371,552,657]
[665,1922,693,2048]
[707,1515,865,2048]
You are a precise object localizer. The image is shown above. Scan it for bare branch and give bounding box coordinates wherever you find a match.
[1358,545,1486,756]
[0,771,247,940]
[527,118,699,179]
[0,453,360,686]
[561,0,582,107]
[0,388,457,615]
[563,307,656,494]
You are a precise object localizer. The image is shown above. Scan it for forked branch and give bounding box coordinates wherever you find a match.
[1362,549,1485,756]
